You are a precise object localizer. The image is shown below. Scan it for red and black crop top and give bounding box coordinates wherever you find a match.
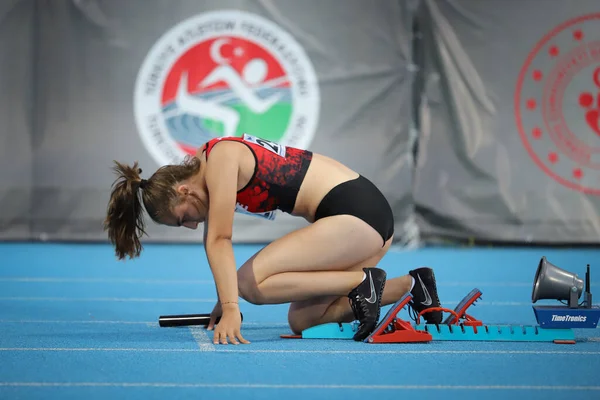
[202,134,313,220]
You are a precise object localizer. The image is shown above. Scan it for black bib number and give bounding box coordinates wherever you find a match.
[242,133,286,157]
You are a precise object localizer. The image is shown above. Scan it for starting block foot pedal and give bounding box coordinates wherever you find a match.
[364,293,433,344]
[414,288,483,328]
[443,288,483,326]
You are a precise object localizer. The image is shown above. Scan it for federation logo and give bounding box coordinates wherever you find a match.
[134,10,320,166]
[515,13,600,194]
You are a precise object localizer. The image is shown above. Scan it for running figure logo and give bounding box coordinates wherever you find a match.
[134,10,320,166]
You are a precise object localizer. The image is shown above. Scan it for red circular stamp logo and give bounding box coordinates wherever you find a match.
[515,13,600,194]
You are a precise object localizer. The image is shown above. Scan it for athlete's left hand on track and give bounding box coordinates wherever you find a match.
[206,301,222,331]
[213,303,250,345]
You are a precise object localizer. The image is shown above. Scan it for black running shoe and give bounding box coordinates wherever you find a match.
[408,267,442,324]
[348,267,387,341]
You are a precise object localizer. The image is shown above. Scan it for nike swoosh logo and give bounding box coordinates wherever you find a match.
[417,274,432,306]
[365,271,377,304]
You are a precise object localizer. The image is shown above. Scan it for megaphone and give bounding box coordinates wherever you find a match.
[532,256,584,308]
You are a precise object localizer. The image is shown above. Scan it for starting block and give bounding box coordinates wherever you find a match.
[282,288,577,344]
[280,322,358,340]
[280,292,430,341]
[300,321,359,340]
[364,288,483,344]
[364,293,433,343]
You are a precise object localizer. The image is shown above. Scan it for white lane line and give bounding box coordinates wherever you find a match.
[0,297,218,302]
[2,277,596,288]
[0,278,213,284]
[0,348,598,355]
[0,382,598,390]
[0,320,154,324]
[0,320,290,327]
[189,327,215,351]
[0,297,534,306]
[212,349,600,355]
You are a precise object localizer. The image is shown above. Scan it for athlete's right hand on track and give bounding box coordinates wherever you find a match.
[215,304,249,345]
[208,302,250,345]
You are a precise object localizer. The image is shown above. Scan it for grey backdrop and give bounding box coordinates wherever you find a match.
[413,0,600,244]
[1,0,599,246]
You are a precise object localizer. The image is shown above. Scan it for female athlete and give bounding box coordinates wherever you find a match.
[104,134,442,345]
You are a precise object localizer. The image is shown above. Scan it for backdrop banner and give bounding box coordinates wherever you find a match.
[413,0,600,244]
[0,0,417,245]
[0,0,35,240]
[12,1,597,247]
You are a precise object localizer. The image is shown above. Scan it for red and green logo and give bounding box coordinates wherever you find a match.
[135,10,320,166]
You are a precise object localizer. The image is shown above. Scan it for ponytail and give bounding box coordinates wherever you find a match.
[104,155,202,260]
[104,161,147,260]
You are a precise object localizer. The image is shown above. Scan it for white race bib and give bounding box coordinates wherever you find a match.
[234,202,277,221]
[242,133,286,157]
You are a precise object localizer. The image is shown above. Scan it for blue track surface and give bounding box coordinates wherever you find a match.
[1,243,599,400]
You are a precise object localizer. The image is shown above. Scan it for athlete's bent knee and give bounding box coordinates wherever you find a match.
[287,310,307,335]
[237,268,266,305]
[288,318,304,335]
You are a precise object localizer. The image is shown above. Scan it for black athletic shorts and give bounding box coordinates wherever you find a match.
[314,175,394,245]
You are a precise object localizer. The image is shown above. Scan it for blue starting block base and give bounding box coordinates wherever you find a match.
[415,324,575,342]
[296,322,575,343]
[533,305,600,329]
[301,322,358,339]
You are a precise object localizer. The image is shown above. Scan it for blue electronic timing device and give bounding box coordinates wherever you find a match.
[532,260,599,329]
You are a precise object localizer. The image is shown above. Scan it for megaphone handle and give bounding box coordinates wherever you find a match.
[568,287,579,309]
[584,292,593,309]
[584,264,592,308]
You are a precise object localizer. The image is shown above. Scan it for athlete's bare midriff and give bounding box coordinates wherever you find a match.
[197,140,359,222]
[290,153,359,222]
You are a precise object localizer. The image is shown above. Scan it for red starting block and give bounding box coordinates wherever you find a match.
[365,289,483,343]
[423,287,483,327]
[364,293,432,343]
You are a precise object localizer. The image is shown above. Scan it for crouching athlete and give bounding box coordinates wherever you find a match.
[104,134,442,344]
